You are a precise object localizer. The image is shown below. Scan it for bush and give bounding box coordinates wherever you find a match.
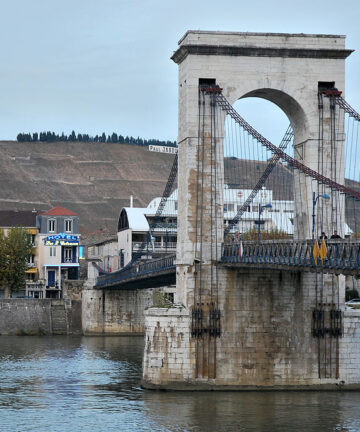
[236,228,290,241]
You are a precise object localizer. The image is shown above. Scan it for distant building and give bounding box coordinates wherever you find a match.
[116,185,353,268]
[87,237,119,272]
[116,186,296,267]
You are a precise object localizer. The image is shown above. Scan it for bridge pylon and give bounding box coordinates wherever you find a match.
[142,31,360,390]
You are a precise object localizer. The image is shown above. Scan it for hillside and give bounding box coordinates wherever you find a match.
[0,141,175,233]
[0,140,359,234]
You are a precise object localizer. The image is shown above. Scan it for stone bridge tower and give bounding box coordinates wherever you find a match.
[142,31,360,390]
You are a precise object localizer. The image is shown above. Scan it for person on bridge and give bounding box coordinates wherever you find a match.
[331,231,342,239]
[319,232,328,240]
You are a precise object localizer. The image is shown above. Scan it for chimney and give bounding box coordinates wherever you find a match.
[130,195,133,208]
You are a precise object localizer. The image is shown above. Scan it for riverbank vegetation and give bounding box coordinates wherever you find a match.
[0,228,33,298]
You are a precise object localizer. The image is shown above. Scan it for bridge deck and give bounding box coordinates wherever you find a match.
[94,240,360,290]
[95,255,176,290]
[222,239,360,276]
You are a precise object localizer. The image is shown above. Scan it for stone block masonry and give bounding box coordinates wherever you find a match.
[82,286,176,335]
[142,306,193,388]
[142,268,360,390]
[0,299,82,335]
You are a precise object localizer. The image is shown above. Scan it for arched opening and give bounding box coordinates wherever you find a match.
[222,89,308,240]
[117,209,129,231]
[233,97,290,149]
[239,88,308,146]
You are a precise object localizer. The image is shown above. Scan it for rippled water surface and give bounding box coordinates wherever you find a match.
[1,336,360,431]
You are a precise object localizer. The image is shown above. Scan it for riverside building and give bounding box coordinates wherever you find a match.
[37,206,81,299]
[0,206,82,299]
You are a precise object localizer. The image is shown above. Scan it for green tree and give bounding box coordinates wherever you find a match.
[0,228,33,298]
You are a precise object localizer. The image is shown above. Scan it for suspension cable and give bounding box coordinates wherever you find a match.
[211,89,360,200]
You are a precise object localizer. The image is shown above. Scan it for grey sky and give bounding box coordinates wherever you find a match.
[1,0,360,143]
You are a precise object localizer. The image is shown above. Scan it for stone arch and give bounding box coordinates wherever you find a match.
[239,87,308,145]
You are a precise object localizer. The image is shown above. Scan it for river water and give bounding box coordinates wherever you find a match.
[0,336,360,432]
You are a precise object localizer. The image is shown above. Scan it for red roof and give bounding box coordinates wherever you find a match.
[43,206,77,216]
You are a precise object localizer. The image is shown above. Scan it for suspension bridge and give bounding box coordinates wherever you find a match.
[92,31,360,390]
[96,84,360,289]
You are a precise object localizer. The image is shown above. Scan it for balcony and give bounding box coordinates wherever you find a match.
[132,241,177,252]
[26,281,44,289]
[150,221,177,230]
[62,257,77,264]
[154,242,177,250]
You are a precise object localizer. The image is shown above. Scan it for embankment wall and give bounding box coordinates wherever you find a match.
[82,286,176,335]
[0,299,82,335]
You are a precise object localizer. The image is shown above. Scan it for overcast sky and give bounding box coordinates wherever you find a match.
[1,0,359,143]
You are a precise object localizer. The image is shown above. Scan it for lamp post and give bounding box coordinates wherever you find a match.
[258,203,272,242]
[312,192,330,239]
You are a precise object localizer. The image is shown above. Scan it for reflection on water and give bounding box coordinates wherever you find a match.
[0,336,360,431]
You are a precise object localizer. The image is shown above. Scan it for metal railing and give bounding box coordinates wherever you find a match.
[154,242,177,249]
[150,222,177,229]
[96,254,176,288]
[62,257,77,263]
[132,242,177,251]
[222,239,360,272]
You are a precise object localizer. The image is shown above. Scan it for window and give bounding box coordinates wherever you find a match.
[50,247,57,257]
[31,234,36,246]
[26,273,35,281]
[64,247,73,262]
[119,250,125,268]
[48,219,55,232]
[118,209,129,231]
[65,219,73,233]
[227,204,234,212]
[175,201,178,211]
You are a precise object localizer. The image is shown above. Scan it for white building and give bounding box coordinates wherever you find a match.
[117,186,298,267]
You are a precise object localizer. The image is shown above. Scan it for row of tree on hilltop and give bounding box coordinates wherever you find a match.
[16,131,177,147]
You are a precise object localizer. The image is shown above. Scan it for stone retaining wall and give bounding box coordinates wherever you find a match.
[0,299,82,335]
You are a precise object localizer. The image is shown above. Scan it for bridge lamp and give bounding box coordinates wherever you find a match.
[312,192,330,239]
[258,203,272,242]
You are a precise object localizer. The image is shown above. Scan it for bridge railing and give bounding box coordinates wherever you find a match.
[222,239,360,271]
[95,254,176,288]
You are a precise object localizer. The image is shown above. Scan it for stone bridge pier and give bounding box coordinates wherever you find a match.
[142,31,360,390]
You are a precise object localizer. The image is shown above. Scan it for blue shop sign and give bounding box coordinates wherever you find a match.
[44,233,79,246]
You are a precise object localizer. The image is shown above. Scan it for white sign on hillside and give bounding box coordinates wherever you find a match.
[148,145,178,154]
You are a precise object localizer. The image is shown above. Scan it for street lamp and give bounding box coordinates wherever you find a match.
[258,203,272,242]
[312,192,330,239]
